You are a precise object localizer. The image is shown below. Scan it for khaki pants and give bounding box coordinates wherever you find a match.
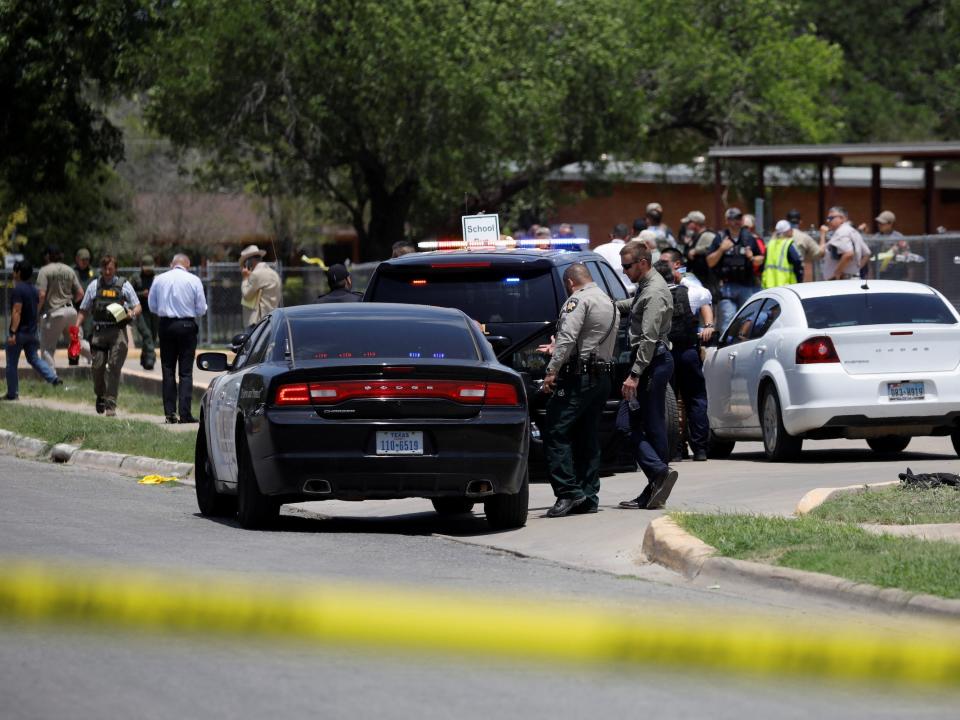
[40,305,91,366]
[91,327,128,410]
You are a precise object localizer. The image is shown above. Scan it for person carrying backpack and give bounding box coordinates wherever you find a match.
[654,259,709,462]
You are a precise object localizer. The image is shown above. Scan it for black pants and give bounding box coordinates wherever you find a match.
[159,317,198,417]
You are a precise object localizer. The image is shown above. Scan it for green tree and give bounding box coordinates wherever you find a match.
[0,0,150,258]
[141,0,844,259]
[792,0,960,141]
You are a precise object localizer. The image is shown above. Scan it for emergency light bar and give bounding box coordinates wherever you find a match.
[417,237,591,251]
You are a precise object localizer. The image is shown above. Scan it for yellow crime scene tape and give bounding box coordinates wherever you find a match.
[1,558,959,688]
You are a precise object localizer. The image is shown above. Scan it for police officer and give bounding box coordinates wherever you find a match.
[616,240,678,510]
[706,207,764,332]
[130,254,159,369]
[539,263,618,517]
[75,255,141,416]
[316,263,362,303]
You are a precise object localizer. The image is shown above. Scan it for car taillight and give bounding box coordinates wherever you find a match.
[274,380,520,406]
[796,336,840,364]
[483,382,520,405]
[275,383,311,405]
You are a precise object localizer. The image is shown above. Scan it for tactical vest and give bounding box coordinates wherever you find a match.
[668,284,699,351]
[716,230,753,285]
[93,276,126,326]
[761,237,797,289]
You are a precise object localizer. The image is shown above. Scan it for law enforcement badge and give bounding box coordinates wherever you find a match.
[564,298,579,313]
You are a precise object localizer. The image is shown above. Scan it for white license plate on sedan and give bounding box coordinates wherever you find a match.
[375,431,424,455]
[888,381,924,401]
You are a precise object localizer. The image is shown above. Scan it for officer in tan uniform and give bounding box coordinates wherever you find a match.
[539,263,619,517]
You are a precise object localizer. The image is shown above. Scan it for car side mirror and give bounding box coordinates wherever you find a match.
[230,332,249,353]
[197,352,230,372]
[486,335,512,352]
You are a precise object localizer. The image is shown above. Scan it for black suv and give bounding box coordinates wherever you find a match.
[363,248,679,478]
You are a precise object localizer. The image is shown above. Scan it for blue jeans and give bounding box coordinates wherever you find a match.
[629,350,674,481]
[717,282,758,334]
[5,330,58,398]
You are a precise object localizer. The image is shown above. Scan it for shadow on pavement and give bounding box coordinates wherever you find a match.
[730,449,955,464]
[194,506,539,538]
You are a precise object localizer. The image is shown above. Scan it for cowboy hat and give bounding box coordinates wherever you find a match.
[240,244,267,262]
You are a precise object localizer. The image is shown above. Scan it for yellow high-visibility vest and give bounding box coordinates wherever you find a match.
[761,236,797,289]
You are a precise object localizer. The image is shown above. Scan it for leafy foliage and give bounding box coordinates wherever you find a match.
[140,0,842,258]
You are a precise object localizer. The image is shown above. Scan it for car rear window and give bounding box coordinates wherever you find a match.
[802,292,957,328]
[288,316,480,361]
[369,268,557,324]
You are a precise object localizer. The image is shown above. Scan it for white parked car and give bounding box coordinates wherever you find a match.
[702,280,960,460]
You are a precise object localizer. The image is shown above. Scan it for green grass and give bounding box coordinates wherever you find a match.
[0,402,194,463]
[12,376,165,416]
[673,512,960,600]
[812,485,960,525]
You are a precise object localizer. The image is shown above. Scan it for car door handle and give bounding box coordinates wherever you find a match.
[757,345,767,355]
[728,351,737,363]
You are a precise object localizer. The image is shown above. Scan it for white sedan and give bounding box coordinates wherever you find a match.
[702,280,960,460]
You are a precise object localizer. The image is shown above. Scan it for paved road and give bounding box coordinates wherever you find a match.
[1,454,957,719]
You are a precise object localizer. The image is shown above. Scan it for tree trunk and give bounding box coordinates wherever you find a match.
[360,172,417,262]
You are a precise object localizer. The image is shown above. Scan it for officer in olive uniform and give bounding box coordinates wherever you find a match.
[616,240,678,510]
[540,263,619,517]
[73,247,96,347]
[130,254,159,369]
[76,255,141,416]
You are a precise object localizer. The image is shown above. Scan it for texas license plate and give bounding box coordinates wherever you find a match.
[887,381,924,401]
[375,431,424,455]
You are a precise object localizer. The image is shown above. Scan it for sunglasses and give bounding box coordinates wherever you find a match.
[621,261,638,270]
[826,215,841,221]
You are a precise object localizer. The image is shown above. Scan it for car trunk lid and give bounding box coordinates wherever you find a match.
[829,326,960,375]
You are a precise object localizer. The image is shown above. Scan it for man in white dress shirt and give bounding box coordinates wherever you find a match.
[592,223,635,292]
[148,254,208,424]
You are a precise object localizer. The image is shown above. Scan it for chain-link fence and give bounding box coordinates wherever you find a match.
[3,236,960,348]
[1,260,382,348]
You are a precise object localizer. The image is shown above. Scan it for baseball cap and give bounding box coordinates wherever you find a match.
[687,210,706,224]
[45,244,61,257]
[786,209,802,222]
[774,219,792,235]
[141,254,155,269]
[76,248,91,260]
[875,210,896,224]
[645,202,663,214]
[725,207,743,220]
[326,263,350,285]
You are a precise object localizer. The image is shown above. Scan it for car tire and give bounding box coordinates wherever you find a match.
[484,469,529,530]
[431,498,475,515]
[195,421,237,518]
[665,384,681,461]
[236,434,280,529]
[707,431,736,459]
[760,386,803,461]
[866,436,911,454]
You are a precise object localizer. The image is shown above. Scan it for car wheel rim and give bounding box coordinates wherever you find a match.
[763,395,778,450]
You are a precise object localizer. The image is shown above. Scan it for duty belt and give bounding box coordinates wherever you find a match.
[559,357,616,377]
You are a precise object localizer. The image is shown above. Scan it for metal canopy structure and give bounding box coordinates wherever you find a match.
[707,142,960,232]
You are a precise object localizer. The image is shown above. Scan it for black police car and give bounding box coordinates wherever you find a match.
[363,246,680,477]
[194,304,530,529]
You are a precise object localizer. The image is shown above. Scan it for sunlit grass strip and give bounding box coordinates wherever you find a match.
[1,558,959,688]
[673,512,960,599]
[0,403,193,463]
[812,485,960,525]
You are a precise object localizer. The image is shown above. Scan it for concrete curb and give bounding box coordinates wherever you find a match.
[642,515,960,619]
[796,480,900,515]
[0,428,194,485]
